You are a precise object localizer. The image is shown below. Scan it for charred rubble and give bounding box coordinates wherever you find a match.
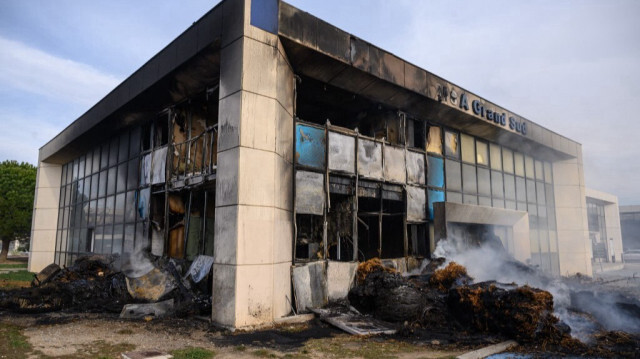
[0,254,212,318]
[348,258,640,358]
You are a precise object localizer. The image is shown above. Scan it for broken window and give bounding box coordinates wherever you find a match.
[444,130,459,158]
[460,134,475,164]
[426,126,442,155]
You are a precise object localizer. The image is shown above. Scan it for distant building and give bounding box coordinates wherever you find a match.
[29,0,597,327]
[620,205,640,251]
[585,189,623,263]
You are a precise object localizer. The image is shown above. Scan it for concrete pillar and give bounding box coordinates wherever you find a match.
[553,144,591,276]
[28,161,62,272]
[213,0,294,328]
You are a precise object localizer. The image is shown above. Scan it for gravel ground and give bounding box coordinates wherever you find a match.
[0,312,467,359]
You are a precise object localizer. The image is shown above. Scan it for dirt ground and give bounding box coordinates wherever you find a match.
[0,312,471,359]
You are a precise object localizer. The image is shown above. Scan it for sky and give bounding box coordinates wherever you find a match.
[0,0,639,204]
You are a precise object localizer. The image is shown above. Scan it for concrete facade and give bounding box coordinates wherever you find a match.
[29,0,595,328]
[586,188,623,264]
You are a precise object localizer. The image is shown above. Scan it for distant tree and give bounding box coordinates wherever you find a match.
[0,161,37,262]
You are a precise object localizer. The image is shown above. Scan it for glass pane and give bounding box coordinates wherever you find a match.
[479,196,491,206]
[72,158,79,181]
[118,132,129,163]
[445,159,461,191]
[88,200,97,226]
[107,167,117,195]
[477,168,491,196]
[98,170,107,198]
[463,194,478,205]
[524,155,535,179]
[129,127,141,159]
[105,195,115,225]
[90,173,99,200]
[124,224,135,254]
[504,174,516,200]
[535,160,544,181]
[76,179,85,203]
[492,198,505,208]
[447,191,462,204]
[462,164,477,194]
[444,131,459,158]
[460,134,475,163]
[101,143,109,169]
[82,176,90,199]
[109,137,119,167]
[135,221,148,249]
[544,162,553,183]
[127,159,138,190]
[426,126,442,155]
[427,189,445,220]
[84,152,92,178]
[117,163,127,193]
[125,190,137,223]
[517,201,527,211]
[502,148,514,174]
[514,152,524,177]
[526,179,536,204]
[536,182,546,205]
[427,156,444,188]
[505,200,516,210]
[96,198,105,226]
[516,177,526,202]
[115,193,126,224]
[112,224,123,254]
[476,141,488,166]
[490,144,502,170]
[78,156,86,179]
[491,170,504,198]
[92,148,101,174]
[545,184,555,206]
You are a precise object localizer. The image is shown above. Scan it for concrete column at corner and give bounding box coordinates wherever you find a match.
[213,0,294,328]
[28,161,62,272]
[553,150,591,276]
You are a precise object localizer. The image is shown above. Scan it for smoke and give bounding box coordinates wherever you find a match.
[120,242,155,278]
[434,229,640,341]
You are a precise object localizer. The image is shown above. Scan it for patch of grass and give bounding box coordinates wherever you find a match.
[303,335,420,359]
[0,323,33,358]
[234,345,247,351]
[74,340,136,359]
[0,270,34,282]
[116,328,134,335]
[171,347,216,359]
[252,349,278,358]
[0,263,28,269]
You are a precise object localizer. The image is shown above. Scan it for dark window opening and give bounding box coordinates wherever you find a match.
[295,214,324,261]
[327,193,355,262]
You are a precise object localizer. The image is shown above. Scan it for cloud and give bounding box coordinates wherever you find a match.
[0,36,120,107]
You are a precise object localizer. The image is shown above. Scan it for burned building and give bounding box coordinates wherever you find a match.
[29,0,593,328]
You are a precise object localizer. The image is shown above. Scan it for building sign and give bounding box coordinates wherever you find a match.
[458,93,527,135]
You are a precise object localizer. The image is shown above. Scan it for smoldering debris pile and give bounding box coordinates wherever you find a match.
[0,254,212,318]
[348,258,640,357]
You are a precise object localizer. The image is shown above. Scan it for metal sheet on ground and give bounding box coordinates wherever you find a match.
[292,261,327,313]
[324,315,397,336]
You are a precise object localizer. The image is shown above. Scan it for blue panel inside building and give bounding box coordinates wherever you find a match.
[427,156,444,188]
[295,124,326,169]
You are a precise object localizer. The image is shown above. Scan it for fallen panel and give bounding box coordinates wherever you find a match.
[406,185,427,222]
[328,131,356,174]
[357,139,383,180]
[121,350,173,359]
[292,261,327,313]
[296,123,326,169]
[383,146,406,183]
[295,170,325,215]
[119,299,174,319]
[324,314,397,336]
[326,261,357,302]
[406,150,425,185]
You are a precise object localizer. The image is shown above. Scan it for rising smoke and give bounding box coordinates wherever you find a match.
[433,229,640,342]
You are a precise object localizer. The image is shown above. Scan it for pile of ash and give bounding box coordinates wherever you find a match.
[348,258,640,358]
